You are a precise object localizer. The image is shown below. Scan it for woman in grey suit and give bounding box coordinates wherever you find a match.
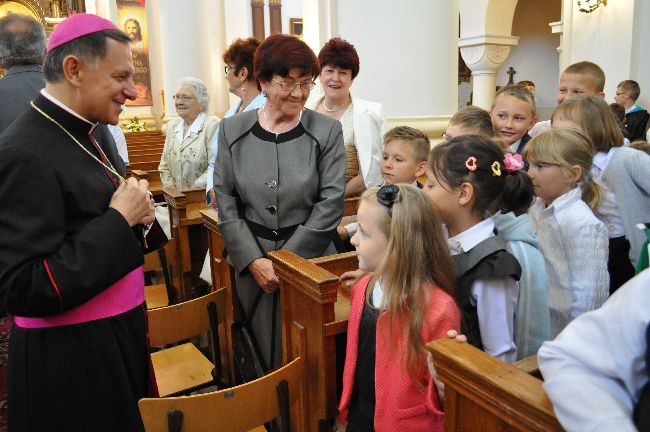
[214,34,346,370]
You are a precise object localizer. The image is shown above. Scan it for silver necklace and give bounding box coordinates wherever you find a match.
[262,104,303,136]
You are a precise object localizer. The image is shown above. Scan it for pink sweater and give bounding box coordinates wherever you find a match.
[337,276,461,431]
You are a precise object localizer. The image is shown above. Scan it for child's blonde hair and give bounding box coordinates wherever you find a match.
[492,83,537,117]
[449,106,495,138]
[360,185,455,384]
[383,126,430,162]
[552,95,625,152]
[523,128,602,210]
[564,61,606,92]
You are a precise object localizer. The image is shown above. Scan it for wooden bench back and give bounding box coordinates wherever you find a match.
[147,289,227,347]
[268,249,358,431]
[139,357,306,432]
[428,338,563,431]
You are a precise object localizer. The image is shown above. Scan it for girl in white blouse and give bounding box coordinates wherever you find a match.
[524,128,609,337]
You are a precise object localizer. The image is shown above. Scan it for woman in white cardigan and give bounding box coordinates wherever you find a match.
[159,77,220,190]
[307,37,385,197]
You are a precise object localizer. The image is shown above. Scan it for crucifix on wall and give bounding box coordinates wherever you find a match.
[506,66,516,84]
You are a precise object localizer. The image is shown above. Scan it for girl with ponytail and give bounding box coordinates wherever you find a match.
[523,127,609,337]
[425,135,536,363]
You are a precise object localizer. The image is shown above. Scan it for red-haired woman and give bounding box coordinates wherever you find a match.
[206,37,265,206]
[307,37,385,197]
[214,34,346,370]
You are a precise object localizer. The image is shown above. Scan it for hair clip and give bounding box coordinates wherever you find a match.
[503,153,525,173]
[377,184,399,217]
[491,161,502,176]
[465,156,478,172]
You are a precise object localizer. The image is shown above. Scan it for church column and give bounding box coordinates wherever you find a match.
[251,0,265,41]
[269,0,282,34]
[157,0,229,119]
[333,0,459,137]
[459,35,519,109]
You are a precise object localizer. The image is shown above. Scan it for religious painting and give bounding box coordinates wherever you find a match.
[117,0,153,106]
[289,17,303,38]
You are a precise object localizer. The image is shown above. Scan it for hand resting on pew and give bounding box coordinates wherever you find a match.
[339,268,370,289]
[248,257,280,293]
[109,177,155,226]
[427,329,468,408]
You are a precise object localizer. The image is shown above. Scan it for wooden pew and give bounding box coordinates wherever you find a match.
[131,169,164,199]
[163,186,210,301]
[428,338,563,431]
[200,208,237,385]
[268,249,358,432]
[343,197,359,217]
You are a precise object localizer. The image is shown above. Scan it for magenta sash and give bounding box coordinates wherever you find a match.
[14,267,145,329]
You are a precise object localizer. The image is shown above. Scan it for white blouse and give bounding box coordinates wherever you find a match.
[528,187,609,337]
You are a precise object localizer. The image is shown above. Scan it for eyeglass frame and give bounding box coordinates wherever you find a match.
[441,132,453,140]
[272,78,316,92]
[224,65,237,75]
[172,94,195,102]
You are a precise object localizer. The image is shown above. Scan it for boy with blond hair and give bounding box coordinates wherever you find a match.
[338,126,429,241]
[529,61,606,137]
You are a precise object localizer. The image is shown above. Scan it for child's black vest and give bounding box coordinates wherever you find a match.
[452,236,521,350]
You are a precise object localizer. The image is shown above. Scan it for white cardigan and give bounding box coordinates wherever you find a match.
[306,92,385,187]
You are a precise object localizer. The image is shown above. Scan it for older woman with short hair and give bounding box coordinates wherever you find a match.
[159,76,220,189]
[215,34,345,369]
[307,37,385,197]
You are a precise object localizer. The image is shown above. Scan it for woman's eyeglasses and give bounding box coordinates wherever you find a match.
[224,65,236,74]
[272,78,316,92]
[172,95,194,102]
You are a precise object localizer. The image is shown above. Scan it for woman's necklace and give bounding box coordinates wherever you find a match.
[262,104,303,136]
[30,101,124,182]
[323,94,351,112]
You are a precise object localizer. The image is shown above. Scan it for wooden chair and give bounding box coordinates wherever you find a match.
[139,357,306,432]
[427,338,563,431]
[148,289,227,397]
[143,238,176,309]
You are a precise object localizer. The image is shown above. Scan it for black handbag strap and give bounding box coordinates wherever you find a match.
[241,289,264,326]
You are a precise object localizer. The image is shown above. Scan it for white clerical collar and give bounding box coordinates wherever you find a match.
[40,89,97,133]
[447,217,495,255]
[175,112,206,142]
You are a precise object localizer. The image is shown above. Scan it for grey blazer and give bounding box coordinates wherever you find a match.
[214,108,346,274]
[601,146,650,264]
[0,65,45,134]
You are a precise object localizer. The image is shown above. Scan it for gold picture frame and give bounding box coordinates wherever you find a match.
[289,17,303,37]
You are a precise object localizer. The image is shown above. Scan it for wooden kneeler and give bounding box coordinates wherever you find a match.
[139,357,306,432]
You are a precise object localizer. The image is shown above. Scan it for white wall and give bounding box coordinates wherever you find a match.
[495,0,561,120]
[282,0,302,36]
[565,0,635,103]
[335,0,458,118]
[628,0,650,110]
